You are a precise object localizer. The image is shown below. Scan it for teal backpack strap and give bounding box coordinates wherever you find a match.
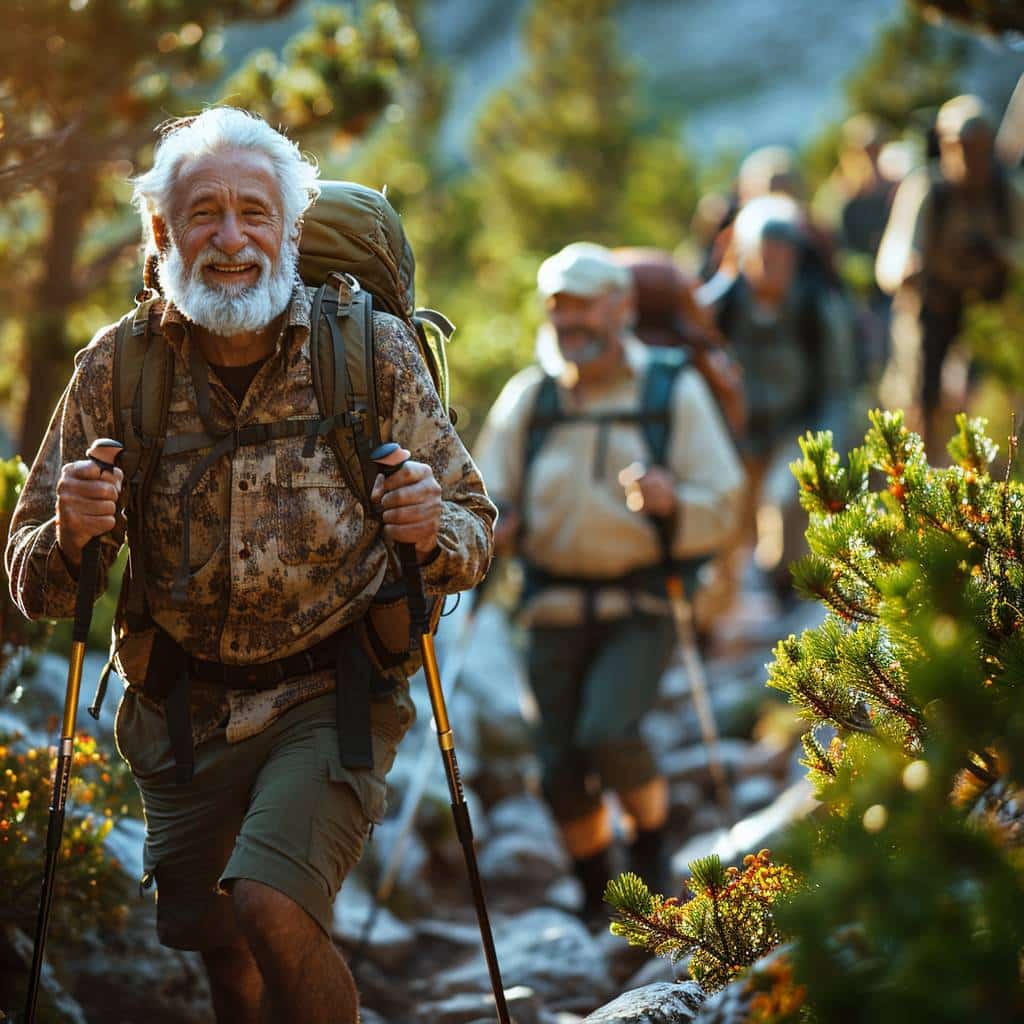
[638,347,690,568]
[523,373,562,476]
[639,347,689,467]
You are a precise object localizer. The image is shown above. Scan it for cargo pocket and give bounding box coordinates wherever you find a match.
[275,440,359,565]
[309,729,377,899]
[114,688,177,780]
[147,453,225,578]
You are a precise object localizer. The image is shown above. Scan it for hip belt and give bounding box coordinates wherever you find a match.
[144,623,392,785]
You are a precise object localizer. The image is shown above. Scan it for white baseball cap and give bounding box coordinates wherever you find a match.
[537,242,632,299]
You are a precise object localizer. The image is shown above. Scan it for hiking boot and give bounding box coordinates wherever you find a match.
[572,847,614,929]
[629,826,673,897]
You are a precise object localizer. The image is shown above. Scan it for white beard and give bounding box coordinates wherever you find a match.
[159,239,298,337]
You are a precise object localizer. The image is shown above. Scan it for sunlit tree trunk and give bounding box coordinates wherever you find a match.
[18,152,94,459]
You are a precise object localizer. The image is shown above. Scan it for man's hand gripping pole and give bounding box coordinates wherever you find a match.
[372,443,512,1024]
[23,439,123,1024]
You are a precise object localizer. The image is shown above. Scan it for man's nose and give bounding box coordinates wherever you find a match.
[214,212,247,255]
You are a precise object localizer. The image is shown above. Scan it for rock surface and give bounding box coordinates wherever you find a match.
[581,982,706,1023]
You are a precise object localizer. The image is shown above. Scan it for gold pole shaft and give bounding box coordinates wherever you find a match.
[666,575,734,823]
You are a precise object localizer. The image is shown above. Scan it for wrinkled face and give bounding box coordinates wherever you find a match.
[545,289,631,381]
[155,147,297,336]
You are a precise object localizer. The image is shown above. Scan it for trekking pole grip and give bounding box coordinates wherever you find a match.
[25,438,123,1024]
[73,440,123,644]
[370,443,511,1024]
[370,443,431,640]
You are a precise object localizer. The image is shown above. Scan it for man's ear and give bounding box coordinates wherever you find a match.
[151,215,170,255]
[615,289,636,332]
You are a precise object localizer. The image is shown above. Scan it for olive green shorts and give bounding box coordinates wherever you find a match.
[114,686,415,951]
[525,612,676,823]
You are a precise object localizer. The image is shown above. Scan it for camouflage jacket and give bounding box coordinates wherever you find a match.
[6,284,495,745]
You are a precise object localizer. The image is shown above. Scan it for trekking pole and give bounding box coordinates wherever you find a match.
[352,580,488,968]
[24,439,123,1024]
[620,462,734,824]
[664,570,735,824]
[372,444,511,1024]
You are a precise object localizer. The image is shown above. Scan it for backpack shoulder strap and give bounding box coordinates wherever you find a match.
[639,347,689,468]
[929,178,949,238]
[310,274,382,511]
[715,277,741,340]
[111,295,172,628]
[637,347,692,568]
[796,284,828,415]
[523,372,562,479]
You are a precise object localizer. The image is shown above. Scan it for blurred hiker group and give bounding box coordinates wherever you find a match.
[472,89,1024,921]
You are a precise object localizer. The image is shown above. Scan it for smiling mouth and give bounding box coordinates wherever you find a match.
[206,263,258,275]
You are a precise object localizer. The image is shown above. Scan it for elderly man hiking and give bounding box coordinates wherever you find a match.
[474,243,743,922]
[6,108,494,1023]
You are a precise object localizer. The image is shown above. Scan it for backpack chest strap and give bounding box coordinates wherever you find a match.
[168,413,357,605]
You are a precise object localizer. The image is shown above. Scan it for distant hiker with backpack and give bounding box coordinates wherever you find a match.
[6,108,495,1024]
[698,194,856,606]
[876,94,1024,453]
[474,242,744,923]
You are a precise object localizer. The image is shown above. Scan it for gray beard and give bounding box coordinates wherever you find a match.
[159,240,298,337]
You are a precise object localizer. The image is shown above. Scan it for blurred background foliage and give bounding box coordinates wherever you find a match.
[2,0,1020,457]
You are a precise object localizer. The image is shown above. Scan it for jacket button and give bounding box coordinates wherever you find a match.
[230,640,240,652]
[239,480,249,492]
[239,547,251,560]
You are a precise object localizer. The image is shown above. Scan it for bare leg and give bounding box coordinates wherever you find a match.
[233,878,359,1024]
[202,940,266,1024]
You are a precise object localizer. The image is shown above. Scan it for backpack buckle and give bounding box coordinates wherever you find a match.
[328,271,361,312]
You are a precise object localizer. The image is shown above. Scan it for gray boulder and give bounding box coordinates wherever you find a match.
[732,775,779,817]
[671,779,816,885]
[414,984,541,1024]
[416,908,613,1011]
[332,885,416,969]
[478,828,568,889]
[582,981,706,1022]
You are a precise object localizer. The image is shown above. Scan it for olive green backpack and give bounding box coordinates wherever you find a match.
[106,181,452,683]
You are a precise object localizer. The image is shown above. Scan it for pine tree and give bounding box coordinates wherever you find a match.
[0,0,418,456]
[608,413,1024,1019]
[472,0,635,259]
[844,9,966,136]
[766,411,1024,1022]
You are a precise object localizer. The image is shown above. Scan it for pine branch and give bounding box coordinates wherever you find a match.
[608,855,801,994]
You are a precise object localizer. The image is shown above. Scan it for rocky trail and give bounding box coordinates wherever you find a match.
[2,580,823,1024]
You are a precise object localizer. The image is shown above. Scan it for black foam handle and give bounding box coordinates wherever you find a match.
[71,440,124,644]
[72,538,101,644]
[370,444,431,640]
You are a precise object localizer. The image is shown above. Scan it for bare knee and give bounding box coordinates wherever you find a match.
[232,879,322,969]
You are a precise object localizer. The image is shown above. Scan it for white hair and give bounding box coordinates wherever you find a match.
[131,107,321,245]
[733,194,803,262]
